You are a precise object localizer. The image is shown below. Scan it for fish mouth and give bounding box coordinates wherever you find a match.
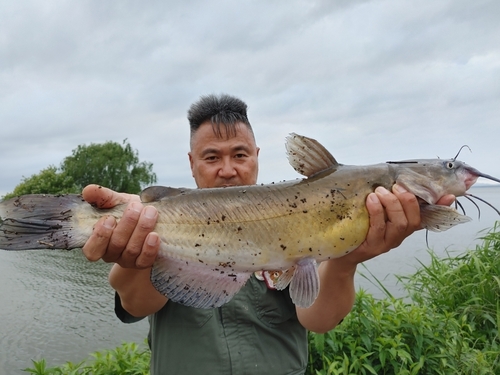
[464,166,500,189]
[454,166,500,217]
[449,165,500,217]
[464,175,478,191]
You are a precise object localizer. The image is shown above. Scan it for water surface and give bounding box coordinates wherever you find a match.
[0,251,148,374]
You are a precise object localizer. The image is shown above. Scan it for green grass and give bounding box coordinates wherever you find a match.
[24,223,500,375]
[23,342,150,375]
[306,291,498,375]
[306,222,500,375]
[399,222,500,348]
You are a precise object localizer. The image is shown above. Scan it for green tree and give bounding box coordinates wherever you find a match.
[3,166,77,200]
[61,140,157,193]
[3,140,157,200]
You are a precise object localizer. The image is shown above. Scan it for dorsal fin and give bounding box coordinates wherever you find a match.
[285,133,339,177]
[140,186,190,203]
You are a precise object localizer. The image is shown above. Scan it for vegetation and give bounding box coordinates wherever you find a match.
[3,166,77,199]
[61,140,156,194]
[306,223,500,375]
[306,293,497,374]
[3,140,156,200]
[23,224,500,375]
[23,342,150,375]
[399,224,500,352]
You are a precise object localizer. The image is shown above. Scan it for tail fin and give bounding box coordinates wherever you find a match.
[0,194,90,250]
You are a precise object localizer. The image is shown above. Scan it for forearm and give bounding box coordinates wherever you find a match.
[109,264,167,317]
[296,258,356,333]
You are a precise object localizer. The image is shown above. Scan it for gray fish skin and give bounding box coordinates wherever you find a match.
[1,133,499,309]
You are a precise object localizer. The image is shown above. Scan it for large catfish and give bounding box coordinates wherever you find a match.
[1,134,499,308]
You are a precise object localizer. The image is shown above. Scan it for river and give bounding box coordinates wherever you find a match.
[0,186,499,374]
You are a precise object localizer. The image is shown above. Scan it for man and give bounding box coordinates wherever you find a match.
[82,94,453,374]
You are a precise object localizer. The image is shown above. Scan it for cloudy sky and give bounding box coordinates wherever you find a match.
[1,0,499,197]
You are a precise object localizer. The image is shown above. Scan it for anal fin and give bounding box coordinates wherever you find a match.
[151,250,251,309]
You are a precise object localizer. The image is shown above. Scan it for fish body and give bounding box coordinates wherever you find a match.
[1,133,499,308]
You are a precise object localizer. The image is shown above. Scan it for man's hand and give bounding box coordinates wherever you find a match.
[81,184,160,269]
[297,184,455,332]
[340,184,455,266]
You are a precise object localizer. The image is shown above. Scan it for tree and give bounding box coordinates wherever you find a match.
[61,140,157,193]
[3,140,157,200]
[3,166,77,200]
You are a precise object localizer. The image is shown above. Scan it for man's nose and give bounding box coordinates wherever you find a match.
[218,158,237,178]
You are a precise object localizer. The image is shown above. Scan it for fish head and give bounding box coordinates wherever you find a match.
[389,158,500,204]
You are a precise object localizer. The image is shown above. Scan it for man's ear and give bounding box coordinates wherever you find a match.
[188,152,195,177]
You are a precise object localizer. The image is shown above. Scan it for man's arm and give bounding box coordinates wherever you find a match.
[296,184,455,333]
[81,185,166,317]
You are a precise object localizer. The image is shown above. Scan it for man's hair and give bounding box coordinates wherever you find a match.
[187,94,253,140]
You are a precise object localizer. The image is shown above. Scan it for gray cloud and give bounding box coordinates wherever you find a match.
[1,0,499,196]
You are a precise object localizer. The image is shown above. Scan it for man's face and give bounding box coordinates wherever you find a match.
[188,121,260,188]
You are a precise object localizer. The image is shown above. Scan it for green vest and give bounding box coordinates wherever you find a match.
[116,275,308,375]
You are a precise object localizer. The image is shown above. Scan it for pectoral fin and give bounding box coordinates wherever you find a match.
[420,204,472,232]
[151,248,251,309]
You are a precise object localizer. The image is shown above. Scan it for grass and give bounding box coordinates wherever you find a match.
[24,223,500,375]
[399,222,500,348]
[23,342,150,375]
[306,222,500,375]
[306,291,498,374]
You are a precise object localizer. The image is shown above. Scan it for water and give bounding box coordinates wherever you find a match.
[0,186,499,374]
[0,251,148,374]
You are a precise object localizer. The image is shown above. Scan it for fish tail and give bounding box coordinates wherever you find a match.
[0,194,90,250]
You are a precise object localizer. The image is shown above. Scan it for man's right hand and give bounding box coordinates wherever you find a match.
[81,184,160,269]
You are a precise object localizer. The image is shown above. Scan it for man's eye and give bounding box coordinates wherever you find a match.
[235,154,246,159]
[205,156,218,161]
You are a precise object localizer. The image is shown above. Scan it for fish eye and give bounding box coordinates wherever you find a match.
[446,161,454,169]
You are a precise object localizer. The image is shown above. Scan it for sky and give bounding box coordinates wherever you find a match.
[1,0,499,197]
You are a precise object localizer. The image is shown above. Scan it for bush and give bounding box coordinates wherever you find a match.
[400,223,500,348]
[23,342,150,375]
[307,222,500,375]
[307,291,497,375]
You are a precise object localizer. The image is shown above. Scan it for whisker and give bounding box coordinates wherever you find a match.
[463,196,480,219]
[455,199,466,216]
[466,193,500,216]
[452,145,472,161]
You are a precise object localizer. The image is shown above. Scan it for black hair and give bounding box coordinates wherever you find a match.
[187,94,253,140]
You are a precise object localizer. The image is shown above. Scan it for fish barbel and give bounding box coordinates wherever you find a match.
[1,133,499,308]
